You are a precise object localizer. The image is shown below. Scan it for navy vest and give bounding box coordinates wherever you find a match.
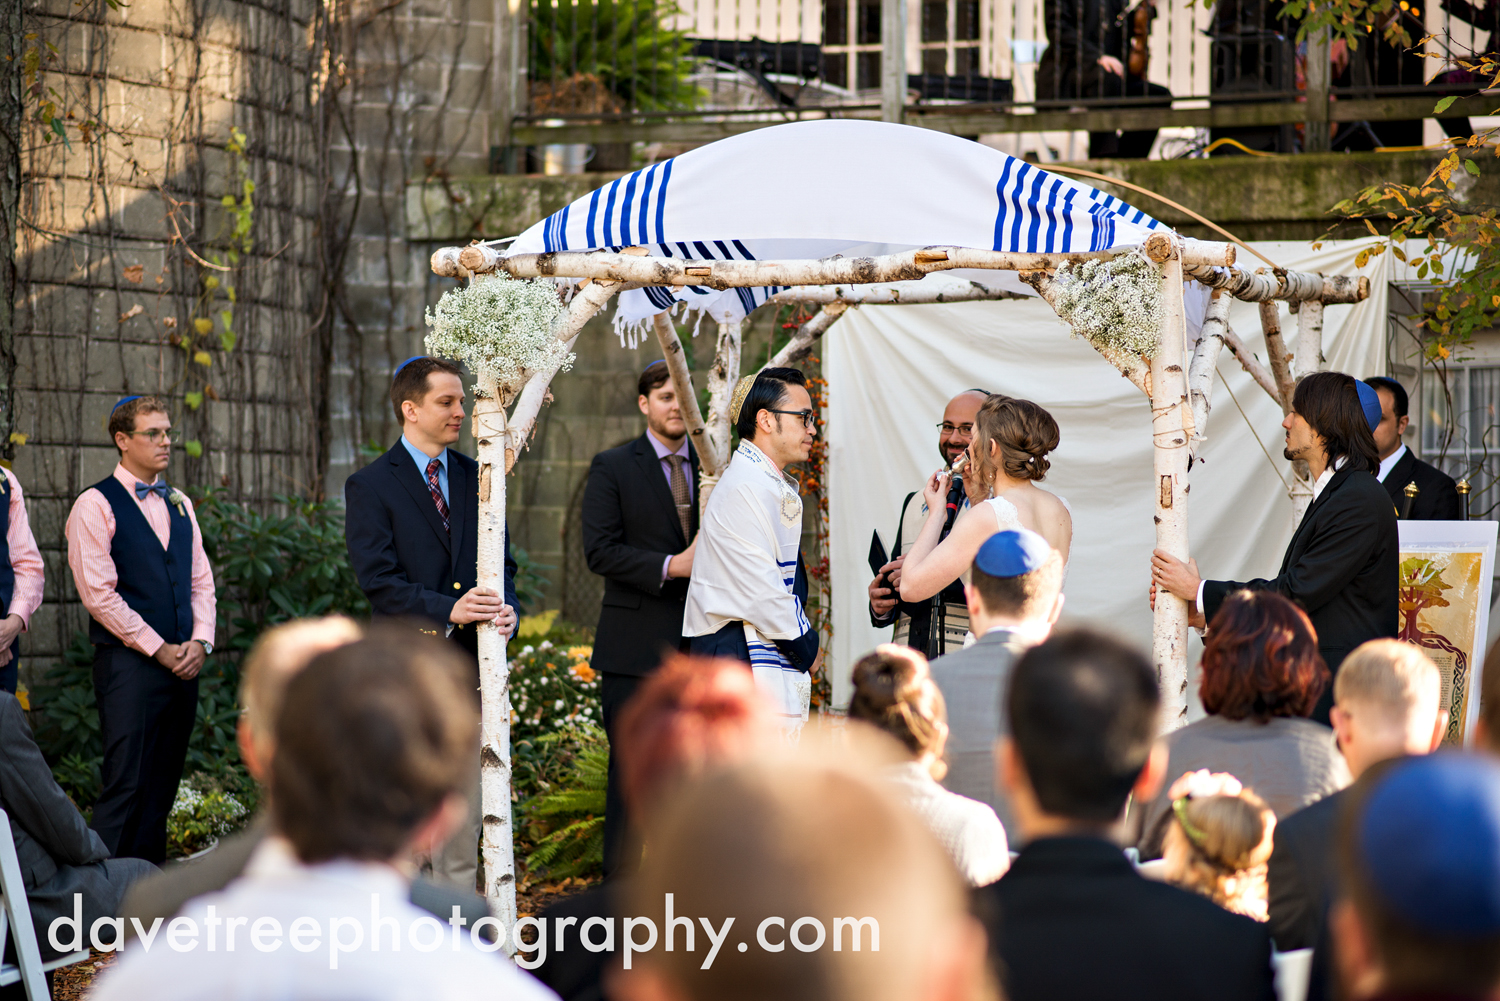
[0,476,14,615]
[87,476,194,647]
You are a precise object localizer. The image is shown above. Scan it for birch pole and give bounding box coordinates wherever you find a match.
[1187,293,1230,463]
[1150,243,1193,732]
[700,319,744,510]
[651,311,727,497]
[1288,300,1326,522]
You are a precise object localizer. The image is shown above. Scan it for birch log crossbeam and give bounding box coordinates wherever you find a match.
[1185,266,1368,304]
[433,241,1238,286]
[763,281,1026,307]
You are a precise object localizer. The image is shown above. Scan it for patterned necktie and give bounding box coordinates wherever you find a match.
[666,454,691,541]
[425,457,450,533]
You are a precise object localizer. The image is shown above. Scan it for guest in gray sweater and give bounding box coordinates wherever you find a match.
[1135,590,1350,860]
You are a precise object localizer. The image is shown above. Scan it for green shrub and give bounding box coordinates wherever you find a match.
[529,0,701,112]
[509,546,554,615]
[520,725,607,880]
[167,772,251,858]
[509,638,601,803]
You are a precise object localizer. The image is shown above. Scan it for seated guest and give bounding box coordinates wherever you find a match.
[1136,591,1349,859]
[1159,770,1276,921]
[1268,639,1445,953]
[928,528,1063,837]
[532,655,776,1001]
[848,644,1009,886]
[615,750,990,1001]
[0,692,155,961]
[95,629,553,1000]
[1329,754,1500,1001]
[120,617,485,936]
[982,628,1275,1001]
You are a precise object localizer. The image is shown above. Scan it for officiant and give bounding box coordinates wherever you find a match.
[684,367,821,730]
[868,389,992,657]
[1151,373,1398,723]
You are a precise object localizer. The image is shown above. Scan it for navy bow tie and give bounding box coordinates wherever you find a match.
[135,480,171,501]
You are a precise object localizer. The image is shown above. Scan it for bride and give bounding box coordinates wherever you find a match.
[899,395,1072,603]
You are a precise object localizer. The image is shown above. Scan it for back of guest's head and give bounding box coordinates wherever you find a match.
[615,654,775,818]
[1163,774,1275,919]
[733,367,806,441]
[1201,590,1327,722]
[1336,753,1500,997]
[627,752,975,1001]
[972,396,1059,488]
[1009,628,1159,824]
[969,529,1064,620]
[240,616,364,763]
[271,625,477,863]
[1335,640,1442,742]
[1292,371,1380,472]
[848,645,947,769]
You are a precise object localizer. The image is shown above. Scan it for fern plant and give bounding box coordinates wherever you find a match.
[522,726,608,880]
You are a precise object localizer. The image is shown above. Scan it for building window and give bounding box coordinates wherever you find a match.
[823,0,883,91]
[920,0,982,77]
[1420,365,1500,518]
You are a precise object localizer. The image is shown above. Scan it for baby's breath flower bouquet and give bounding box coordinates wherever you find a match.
[1051,252,1165,359]
[424,274,571,392]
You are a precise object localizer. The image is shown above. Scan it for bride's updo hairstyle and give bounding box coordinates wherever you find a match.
[972,396,1060,488]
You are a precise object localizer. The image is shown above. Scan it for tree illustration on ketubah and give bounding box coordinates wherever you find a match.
[1398,556,1468,672]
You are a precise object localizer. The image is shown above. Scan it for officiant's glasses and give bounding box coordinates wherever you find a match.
[768,409,817,429]
[936,422,975,436]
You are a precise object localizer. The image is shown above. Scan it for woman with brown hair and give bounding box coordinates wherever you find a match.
[1134,590,1350,859]
[1159,770,1277,922]
[848,644,1010,885]
[900,396,1073,603]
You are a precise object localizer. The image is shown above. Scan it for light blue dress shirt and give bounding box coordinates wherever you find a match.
[401,436,448,505]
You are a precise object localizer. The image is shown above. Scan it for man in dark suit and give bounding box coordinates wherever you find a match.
[1153,371,1399,722]
[1364,376,1462,520]
[981,629,1275,1001]
[344,356,518,893]
[581,360,699,878]
[0,692,156,961]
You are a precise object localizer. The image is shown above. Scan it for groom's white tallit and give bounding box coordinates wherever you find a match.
[683,441,812,729]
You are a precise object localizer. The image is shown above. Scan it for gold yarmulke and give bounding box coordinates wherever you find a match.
[728,374,758,423]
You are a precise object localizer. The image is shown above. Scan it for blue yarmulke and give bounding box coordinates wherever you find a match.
[974,529,1052,579]
[1358,754,1500,936]
[1355,380,1383,433]
[112,395,142,413]
[643,359,666,372]
[393,356,426,379]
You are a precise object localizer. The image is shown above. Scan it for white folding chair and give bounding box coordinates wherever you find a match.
[0,809,90,1000]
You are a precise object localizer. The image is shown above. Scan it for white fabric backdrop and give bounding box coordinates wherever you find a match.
[824,239,1392,712]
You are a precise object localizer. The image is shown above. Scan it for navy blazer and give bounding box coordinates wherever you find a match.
[344,441,518,651]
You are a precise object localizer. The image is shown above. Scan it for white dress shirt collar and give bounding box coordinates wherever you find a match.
[1312,456,1348,503]
[1377,443,1408,484]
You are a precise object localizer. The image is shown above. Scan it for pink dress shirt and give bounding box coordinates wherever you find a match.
[1,469,44,631]
[65,464,216,657]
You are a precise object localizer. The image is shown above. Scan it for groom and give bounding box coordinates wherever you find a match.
[683,367,821,729]
[1152,372,1397,722]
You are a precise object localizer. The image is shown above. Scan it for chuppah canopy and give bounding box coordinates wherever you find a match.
[503,120,1175,334]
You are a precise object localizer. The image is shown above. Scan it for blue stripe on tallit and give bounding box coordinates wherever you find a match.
[1041,178,1062,253]
[1009,162,1030,251]
[586,188,602,247]
[1025,170,1047,253]
[992,158,1016,251]
[636,164,657,246]
[602,179,621,246]
[559,204,571,251]
[620,170,640,245]
[644,285,676,309]
[655,158,673,244]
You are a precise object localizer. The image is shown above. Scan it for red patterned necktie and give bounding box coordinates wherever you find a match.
[426,457,450,532]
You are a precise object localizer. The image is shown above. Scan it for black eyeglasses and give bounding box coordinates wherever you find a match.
[767,409,816,429]
[936,422,975,436]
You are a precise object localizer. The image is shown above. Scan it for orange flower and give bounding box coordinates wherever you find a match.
[570,661,596,683]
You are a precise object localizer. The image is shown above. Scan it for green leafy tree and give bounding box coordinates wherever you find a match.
[529,0,701,112]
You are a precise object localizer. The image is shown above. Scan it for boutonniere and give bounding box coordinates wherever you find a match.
[168,488,188,518]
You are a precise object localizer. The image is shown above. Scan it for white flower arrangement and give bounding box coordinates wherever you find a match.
[1050,252,1165,359]
[424,274,571,391]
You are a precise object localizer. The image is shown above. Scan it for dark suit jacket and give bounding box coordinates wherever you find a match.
[1267,787,1345,952]
[1203,465,1398,673]
[581,434,699,678]
[345,442,518,655]
[0,693,157,958]
[981,836,1276,1001]
[1381,448,1461,520]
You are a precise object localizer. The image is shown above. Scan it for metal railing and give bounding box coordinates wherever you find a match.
[502,0,1500,157]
